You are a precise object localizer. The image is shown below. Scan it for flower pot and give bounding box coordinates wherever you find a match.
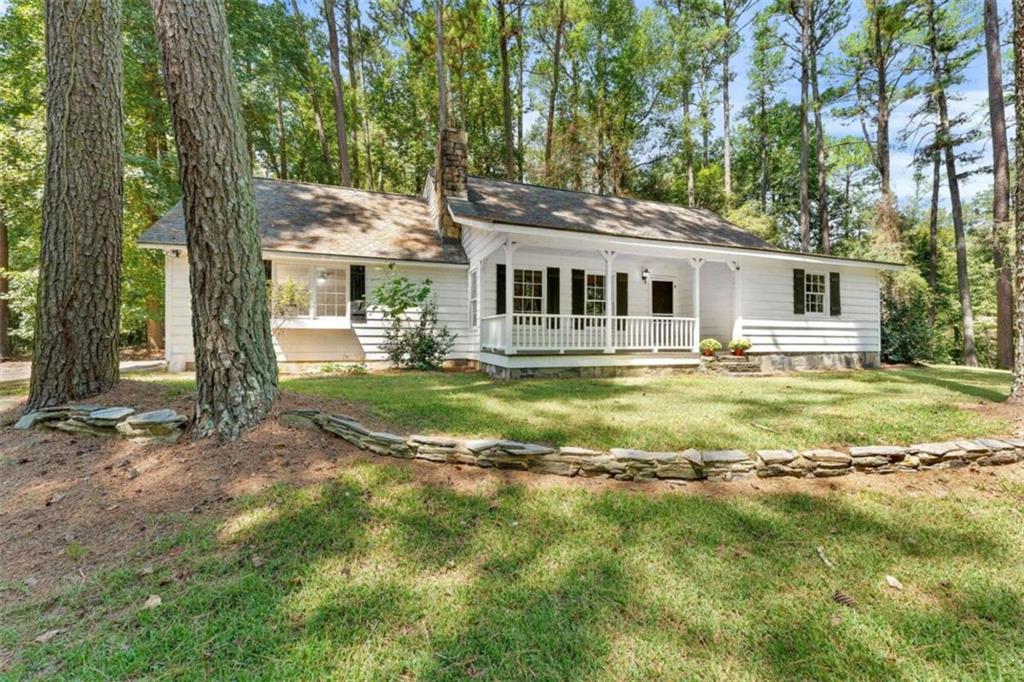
[702,350,716,357]
[732,349,745,357]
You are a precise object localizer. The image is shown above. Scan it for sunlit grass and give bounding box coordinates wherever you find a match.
[4,462,1023,680]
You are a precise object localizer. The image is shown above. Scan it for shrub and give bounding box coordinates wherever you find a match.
[880,269,932,363]
[728,337,752,353]
[699,338,722,355]
[374,265,455,370]
[268,277,311,332]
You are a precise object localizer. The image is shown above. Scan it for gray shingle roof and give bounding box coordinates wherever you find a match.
[448,175,772,250]
[138,178,468,265]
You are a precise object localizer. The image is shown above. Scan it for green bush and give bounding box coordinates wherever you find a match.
[880,269,932,363]
[374,265,455,370]
[728,337,751,352]
[699,338,722,355]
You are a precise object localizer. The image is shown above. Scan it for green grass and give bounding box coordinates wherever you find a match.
[4,463,1024,680]
[281,365,1013,451]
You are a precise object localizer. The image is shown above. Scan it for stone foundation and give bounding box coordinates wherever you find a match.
[752,352,881,372]
[282,409,1023,483]
[477,362,695,380]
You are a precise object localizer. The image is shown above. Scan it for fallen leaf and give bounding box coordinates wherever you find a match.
[816,546,835,569]
[885,575,904,591]
[137,566,155,577]
[34,629,62,644]
[142,594,162,610]
[45,492,66,507]
[251,555,265,568]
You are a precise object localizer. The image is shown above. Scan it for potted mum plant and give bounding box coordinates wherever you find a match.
[698,338,722,357]
[728,337,752,356]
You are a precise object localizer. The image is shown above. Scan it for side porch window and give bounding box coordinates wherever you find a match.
[585,273,606,316]
[513,268,543,314]
[271,261,348,318]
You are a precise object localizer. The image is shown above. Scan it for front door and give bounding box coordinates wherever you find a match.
[651,280,674,316]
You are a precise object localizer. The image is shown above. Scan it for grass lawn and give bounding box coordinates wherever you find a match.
[3,463,1024,680]
[280,365,1014,451]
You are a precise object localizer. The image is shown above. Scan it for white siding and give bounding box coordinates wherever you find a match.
[738,260,880,353]
[698,261,734,345]
[164,253,194,371]
[162,252,471,368]
[353,261,473,361]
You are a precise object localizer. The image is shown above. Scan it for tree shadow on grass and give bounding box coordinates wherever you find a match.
[21,462,1023,680]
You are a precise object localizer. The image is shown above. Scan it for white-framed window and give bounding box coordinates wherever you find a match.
[468,267,479,328]
[314,268,346,317]
[271,262,347,318]
[804,272,826,314]
[514,268,543,314]
[586,273,606,316]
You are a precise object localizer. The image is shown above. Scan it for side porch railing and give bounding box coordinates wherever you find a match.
[481,313,697,354]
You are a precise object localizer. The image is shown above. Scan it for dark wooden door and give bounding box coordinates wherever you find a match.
[651,280,673,316]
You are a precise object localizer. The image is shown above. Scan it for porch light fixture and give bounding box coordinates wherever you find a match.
[317,270,329,285]
[641,268,650,283]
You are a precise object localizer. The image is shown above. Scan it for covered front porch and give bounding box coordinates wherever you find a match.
[472,238,740,356]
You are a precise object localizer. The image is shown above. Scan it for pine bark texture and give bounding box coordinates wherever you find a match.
[983,0,1013,370]
[0,203,11,359]
[1010,0,1024,402]
[150,0,278,439]
[28,0,124,410]
[324,0,352,186]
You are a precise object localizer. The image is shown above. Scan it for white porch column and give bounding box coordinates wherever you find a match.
[727,260,742,341]
[602,250,616,353]
[689,258,704,352]
[504,239,516,354]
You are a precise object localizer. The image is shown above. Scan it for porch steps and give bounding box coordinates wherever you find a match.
[700,354,762,375]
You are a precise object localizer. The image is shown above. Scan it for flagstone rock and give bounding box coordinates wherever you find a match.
[85,407,135,425]
[848,445,905,458]
[14,410,69,430]
[756,450,797,465]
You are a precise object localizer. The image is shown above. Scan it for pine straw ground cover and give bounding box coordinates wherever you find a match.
[0,369,1022,680]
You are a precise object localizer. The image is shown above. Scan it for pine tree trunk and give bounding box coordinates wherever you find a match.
[324,0,352,186]
[810,41,829,254]
[28,0,123,411]
[288,0,331,175]
[150,0,278,439]
[275,85,289,180]
[759,96,768,212]
[342,0,361,186]
[1010,0,1024,402]
[0,203,12,360]
[927,142,940,327]
[798,0,811,252]
[927,0,976,366]
[984,0,1013,370]
[684,94,695,207]
[498,0,515,180]
[543,0,565,183]
[516,2,525,182]
[873,7,891,199]
[721,38,732,203]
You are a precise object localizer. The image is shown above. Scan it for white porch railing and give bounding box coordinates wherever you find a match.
[480,313,696,353]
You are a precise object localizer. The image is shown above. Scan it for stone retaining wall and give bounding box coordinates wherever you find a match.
[14,405,187,443]
[282,409,1024,482]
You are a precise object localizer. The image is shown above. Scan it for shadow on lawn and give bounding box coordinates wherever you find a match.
[24,462,1023,680]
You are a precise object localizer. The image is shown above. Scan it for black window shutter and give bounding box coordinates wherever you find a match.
[793,268,805,315]
[350,265,365,301]
[571,269,585,315]
[829,272,841,316]
[263,259,272,281]
[496,264,506,315]
[616,272,628,316]
[546,267,560,314]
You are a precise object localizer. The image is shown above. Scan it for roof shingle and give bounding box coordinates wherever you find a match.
[138,178,468,265]
[449,175,772,249]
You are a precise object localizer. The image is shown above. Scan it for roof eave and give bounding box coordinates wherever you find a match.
[454,216,905,271]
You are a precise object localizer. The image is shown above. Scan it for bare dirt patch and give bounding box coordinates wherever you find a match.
[2,379,1023,607]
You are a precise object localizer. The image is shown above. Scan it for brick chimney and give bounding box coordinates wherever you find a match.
[432,128,467,242]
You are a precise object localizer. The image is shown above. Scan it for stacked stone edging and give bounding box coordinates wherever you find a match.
[281,409,1024,482]
[14,405,187,443]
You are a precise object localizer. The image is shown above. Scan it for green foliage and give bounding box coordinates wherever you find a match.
[880,269,933,363]
[268,277,312,322]
[699,338,722,354]
[728,337,751,352]
[373,265,455,370]
[0,267,37,351]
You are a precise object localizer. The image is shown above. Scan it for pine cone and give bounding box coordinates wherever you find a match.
[833,590,857,608]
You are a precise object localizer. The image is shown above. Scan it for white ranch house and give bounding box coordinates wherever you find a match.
[140,131,901,377]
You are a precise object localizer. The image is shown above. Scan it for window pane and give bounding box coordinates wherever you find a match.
[513,269,543,315]
[314,268,347,317]
[805,273,825,314]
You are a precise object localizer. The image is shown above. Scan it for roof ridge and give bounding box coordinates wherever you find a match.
[466,174,719,216]
[253,176,424,202]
